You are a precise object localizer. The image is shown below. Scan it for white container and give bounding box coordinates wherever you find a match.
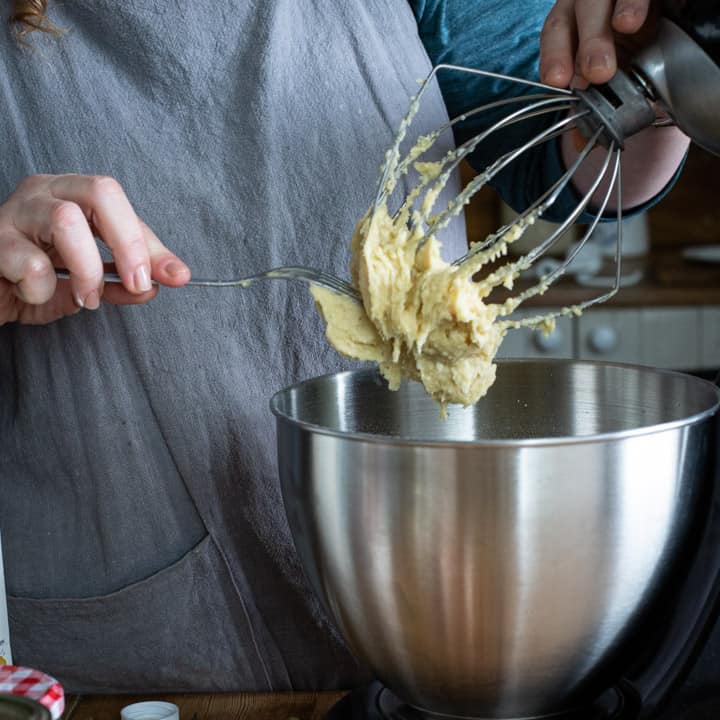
[120,701,179,720]
[0,532,12,665]
[586,213,650,258]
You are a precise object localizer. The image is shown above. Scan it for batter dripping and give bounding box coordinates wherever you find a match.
[312,98,567,414]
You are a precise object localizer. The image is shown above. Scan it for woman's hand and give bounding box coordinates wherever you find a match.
[0,174,190,326]
[539,0,652,88]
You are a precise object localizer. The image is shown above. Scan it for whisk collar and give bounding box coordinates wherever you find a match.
[575,69,657,150]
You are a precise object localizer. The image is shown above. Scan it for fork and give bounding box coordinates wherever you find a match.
[55,266,361,301]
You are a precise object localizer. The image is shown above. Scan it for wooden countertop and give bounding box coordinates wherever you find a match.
[63,692,347,720]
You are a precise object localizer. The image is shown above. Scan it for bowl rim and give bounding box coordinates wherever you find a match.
[269,359,720,448]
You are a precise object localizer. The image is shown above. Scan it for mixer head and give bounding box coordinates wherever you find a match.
[651,0,720,156]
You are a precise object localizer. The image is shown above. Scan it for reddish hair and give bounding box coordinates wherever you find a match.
[10,0,59,37]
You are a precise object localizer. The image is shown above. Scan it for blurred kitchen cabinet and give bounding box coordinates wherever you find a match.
[500,306,718,371]
[578,307,701,369]
[576,310,643,364]
[701,307,720,368]
[497,309,574,359]
[637,307,701,370]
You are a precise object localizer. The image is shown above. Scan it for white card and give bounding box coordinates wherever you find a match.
[0,532,12,665]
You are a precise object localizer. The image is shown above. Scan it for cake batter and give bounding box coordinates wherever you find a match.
[312,111,560,413]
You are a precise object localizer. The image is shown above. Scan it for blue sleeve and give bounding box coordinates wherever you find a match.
[408,0,680,223]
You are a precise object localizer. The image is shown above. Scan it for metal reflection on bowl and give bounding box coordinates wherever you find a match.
[272,360,719,718]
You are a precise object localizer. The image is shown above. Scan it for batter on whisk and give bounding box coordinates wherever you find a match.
[311,220,504,412]
[311,126,537,413]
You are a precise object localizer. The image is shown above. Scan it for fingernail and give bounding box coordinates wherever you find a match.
[586,54,611,72]
[134,265,152,293]
[74,292,84,309]
[545,63,565,82]
[84,289,101,310]
[165,260,189,278]
[615,6,641,19]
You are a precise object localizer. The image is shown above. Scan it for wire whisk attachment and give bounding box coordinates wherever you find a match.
[309,61,670,410]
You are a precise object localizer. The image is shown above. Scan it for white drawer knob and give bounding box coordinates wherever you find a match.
[533,327,563,352]
[589,326,619,353]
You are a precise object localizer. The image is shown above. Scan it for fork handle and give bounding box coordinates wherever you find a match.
[54,270,245,288]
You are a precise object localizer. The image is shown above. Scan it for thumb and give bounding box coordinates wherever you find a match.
[141,220,192,287]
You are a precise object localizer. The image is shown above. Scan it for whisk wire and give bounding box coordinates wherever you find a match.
[502,147,623,327]
[373,63,651,336]
[392,104,578,235]
[430,63,576,96]
[391,92,573,190]
[374,63,575,212]
[392,99,578,230]
[417,105,590,251]
[511,131,613,268]
[453,123,602,268]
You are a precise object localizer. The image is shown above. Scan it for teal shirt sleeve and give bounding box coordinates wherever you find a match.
[408,0,682,223]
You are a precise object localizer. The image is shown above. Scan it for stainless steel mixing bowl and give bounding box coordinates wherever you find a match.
[271,360,720,719]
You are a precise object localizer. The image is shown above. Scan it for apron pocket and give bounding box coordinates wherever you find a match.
[8,534,273,693]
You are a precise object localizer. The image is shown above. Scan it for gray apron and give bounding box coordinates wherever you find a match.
[0,0,464,692]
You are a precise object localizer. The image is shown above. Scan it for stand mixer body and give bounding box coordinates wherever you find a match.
[634,11,720,156]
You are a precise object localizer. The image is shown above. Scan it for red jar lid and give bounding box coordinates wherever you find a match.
[0,667,64,720]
